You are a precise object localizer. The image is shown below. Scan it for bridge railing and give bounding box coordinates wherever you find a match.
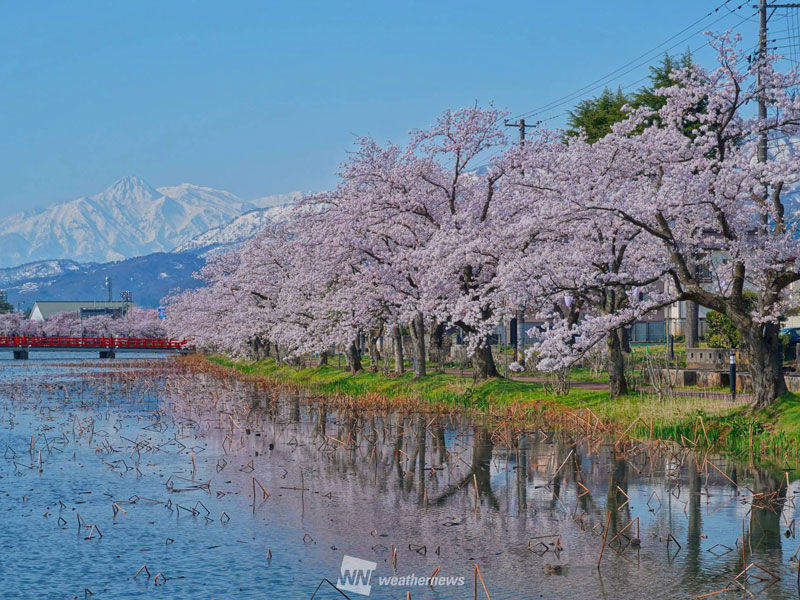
[0,336,194,350]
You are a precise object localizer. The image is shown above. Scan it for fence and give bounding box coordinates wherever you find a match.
[629,321,666,343]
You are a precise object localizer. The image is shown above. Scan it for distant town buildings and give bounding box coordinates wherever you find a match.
[29,300,131,321]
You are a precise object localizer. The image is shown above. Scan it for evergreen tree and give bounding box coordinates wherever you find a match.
[565,51,695,143]
[566,87,628,143]
[631,51,693,111]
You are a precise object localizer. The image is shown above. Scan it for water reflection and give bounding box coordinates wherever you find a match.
[0,359,797,599]
[749,468,786,552]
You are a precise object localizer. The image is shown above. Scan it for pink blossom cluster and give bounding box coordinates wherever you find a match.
[165,34,800,404]
[0,308,166,338]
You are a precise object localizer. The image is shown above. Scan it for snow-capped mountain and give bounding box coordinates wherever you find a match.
[2,253,206,308]
[0,259,85,287]
[174,196,300,255]
[0,176,284,268]
[250,191,304,210]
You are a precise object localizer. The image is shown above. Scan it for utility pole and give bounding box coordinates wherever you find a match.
[759,2,800,168]
[504,118,539,367]
[685,263,699,350]
[759,0,769,167]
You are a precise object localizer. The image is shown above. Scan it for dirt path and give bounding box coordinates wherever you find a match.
[310,360,749,402]
[443,368,749,402]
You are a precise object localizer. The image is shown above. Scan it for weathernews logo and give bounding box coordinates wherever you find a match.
[336,555,378,596]
[335,554,466,596]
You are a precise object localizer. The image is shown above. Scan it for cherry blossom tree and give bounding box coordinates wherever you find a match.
[40,308,166,338]
[284,196,387,372]
[406,106,510,378]
[166,220,356,367]
[41,310,81,336]
[165,240,279,358]
[117,307,167,338]
[559,34,800,407]
[163,33,800,407]
[295,141,433,376]
[0,312,42,336]
[0,307,165,339]
[319,106,512,378]
[498,131,672,397]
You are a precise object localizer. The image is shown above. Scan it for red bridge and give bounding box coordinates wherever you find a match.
[0,336,195,359]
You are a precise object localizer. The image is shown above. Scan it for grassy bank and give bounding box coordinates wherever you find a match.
[204,355,800,463]
[209,354,609,406]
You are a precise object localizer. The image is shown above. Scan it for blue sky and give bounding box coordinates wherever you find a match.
[0,1,772,217]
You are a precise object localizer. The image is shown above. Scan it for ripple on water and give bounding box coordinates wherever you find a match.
[0,357,796,599]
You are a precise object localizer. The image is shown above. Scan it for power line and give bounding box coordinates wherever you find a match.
[510,1,753,122]
[533,22,762,127]
[516,4,755,121]
[725,2,758,22]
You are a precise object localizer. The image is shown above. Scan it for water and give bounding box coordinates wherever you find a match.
[0,357,797,599]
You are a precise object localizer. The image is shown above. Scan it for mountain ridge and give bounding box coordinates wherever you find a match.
[173,198,300,255]
[0,176,302,268]
[2,252,206,309]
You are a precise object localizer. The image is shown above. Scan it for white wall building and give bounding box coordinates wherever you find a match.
[29,301,129,321]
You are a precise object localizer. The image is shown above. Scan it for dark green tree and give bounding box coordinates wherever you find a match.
[565,51,695,143]
[632,51,703,136]
[631,51,693,111]
[566,87,629,143]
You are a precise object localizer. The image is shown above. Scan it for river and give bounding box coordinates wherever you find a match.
[0,356,796,599]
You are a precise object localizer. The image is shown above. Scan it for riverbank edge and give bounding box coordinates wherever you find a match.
[197,355,800,464]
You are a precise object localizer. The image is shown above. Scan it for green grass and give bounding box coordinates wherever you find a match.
[207,355,731,422]
[204,355,800,463]
[755,393,800,436]
[207,355,607,408]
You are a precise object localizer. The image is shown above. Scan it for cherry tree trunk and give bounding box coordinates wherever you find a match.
[430,321,445,371]
[472,340,499,379]
[743,322,786,408]
[685,300,699,349]
[607,327,628,398]
[369,333,381,372]
[249,338,260,360]
[409,312,426,378]
[345,340,362,374]
[431,322,444,349]
[319,350,328,366]
[392,326,404,374]
[250,337,270,360]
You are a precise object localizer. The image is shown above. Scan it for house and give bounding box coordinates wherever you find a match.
[29,301,131,321]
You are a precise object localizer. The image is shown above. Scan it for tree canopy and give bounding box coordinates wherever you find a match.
[166,37,800,408]
[566,51,694,142]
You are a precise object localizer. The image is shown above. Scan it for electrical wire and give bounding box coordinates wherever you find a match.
[509,1,754,122]
[534,29,762,127]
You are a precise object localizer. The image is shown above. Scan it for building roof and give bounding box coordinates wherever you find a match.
[30,300,130,321]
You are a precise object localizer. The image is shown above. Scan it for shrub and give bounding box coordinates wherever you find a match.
[705,291,756,348]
